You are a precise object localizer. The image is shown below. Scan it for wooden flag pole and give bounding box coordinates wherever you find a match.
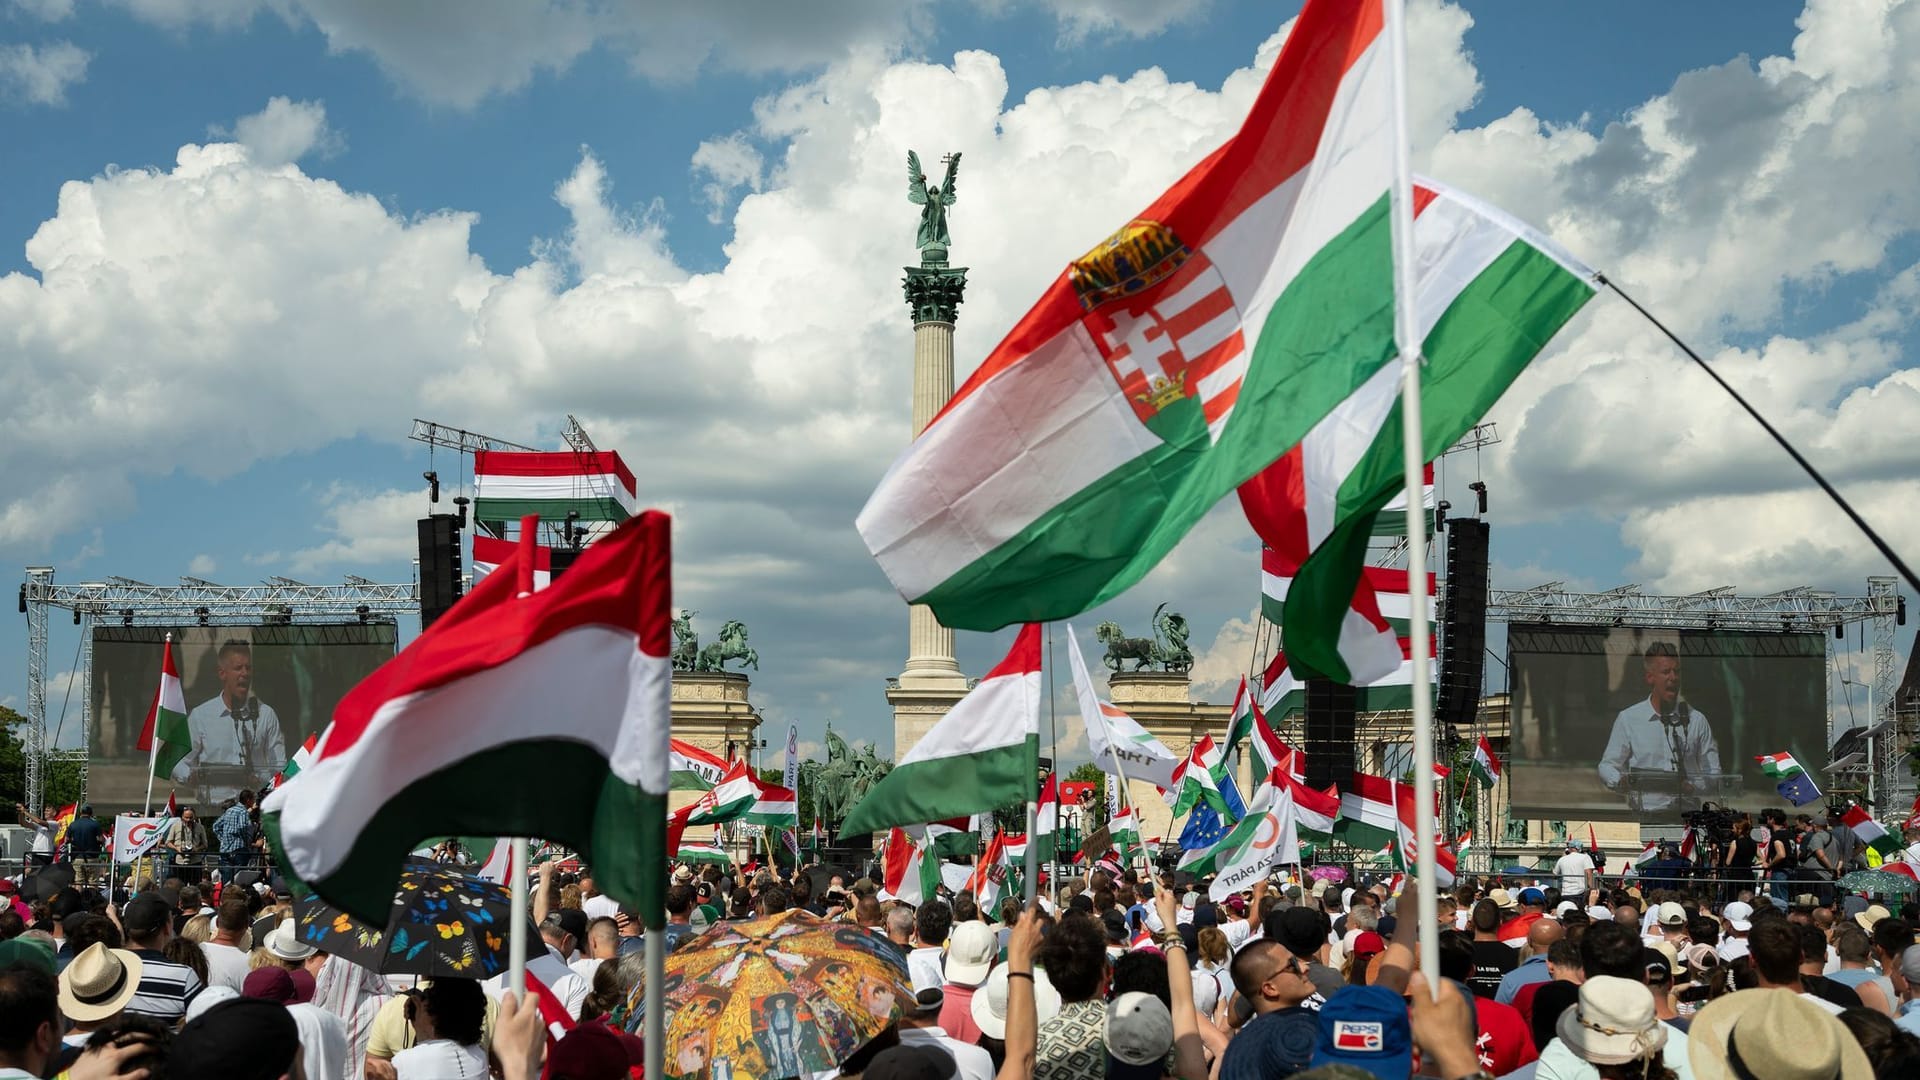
[1385,0,1441,1001]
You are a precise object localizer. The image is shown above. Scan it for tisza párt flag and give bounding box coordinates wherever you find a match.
[668,739,729,791]
[1470,737,1502,787]
[1756,752,1804,778]
[136,636,190,782]
[857,0,1595,639]
[263,512,674,927]
[1844,805,1902,857]
[1180,779,1299,902]
[1067,625,1179,789]
[688,759,797,829]
[472,534,552,591]
[473,450,637,525]
[842,625,1042,835]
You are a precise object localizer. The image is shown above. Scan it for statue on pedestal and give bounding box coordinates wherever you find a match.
[1094,604,1193,673]
[804,730,894,827]
[671,612,760,672]
[906,150,961,260]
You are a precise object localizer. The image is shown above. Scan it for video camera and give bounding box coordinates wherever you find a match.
[1681,802,1738,848]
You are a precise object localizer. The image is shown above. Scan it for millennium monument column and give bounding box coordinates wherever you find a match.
[888,151,972,760]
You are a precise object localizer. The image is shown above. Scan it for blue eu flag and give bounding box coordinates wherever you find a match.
[1777,771,1823,807]
[1180,804,1228,850]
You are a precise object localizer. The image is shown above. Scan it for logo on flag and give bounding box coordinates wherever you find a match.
[1333,1022,1383,1052]
[1072,221,1245,435]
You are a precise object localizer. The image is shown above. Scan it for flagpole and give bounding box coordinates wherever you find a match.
[508,837,529,1001]
[1085,687,1140,883]
[1046,624,1059,895]
[1384,0,1440,1000]
[1026,626,1043,907]
[143,633,169,818]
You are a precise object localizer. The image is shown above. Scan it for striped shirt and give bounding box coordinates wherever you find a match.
[125,948,204,1024]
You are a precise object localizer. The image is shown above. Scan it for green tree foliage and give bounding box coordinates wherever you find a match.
[0,705,85,810]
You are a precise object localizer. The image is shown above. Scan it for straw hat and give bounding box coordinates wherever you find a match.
[266,918,316,962]
[1489,888,1518,911]
[1686,989,1873,1080]
[1856,904,1892,932]
[1555,976,1666,1066]
[58,942,143,1023]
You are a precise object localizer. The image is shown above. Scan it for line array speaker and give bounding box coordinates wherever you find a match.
[417,514,463,630]
[1439,518,1491,730]
[1303,679,1358,793]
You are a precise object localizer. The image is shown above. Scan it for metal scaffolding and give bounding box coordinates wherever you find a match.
[18,571,416,809]
[1487,583,1892,632]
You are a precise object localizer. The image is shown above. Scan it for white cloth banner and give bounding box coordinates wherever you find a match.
[1068,625,1179,789]
[112,815,168,861]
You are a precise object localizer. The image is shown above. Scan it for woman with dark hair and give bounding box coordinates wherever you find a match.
[391,978,487,1079]
[1837,1007,1920,1077]
[1722,816,1757,903]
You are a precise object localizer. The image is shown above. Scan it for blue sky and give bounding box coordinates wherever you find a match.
[1,0,1913,770]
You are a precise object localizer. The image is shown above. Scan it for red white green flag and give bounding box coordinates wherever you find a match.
[858,0,1594,638]
[136,636,190,782]
[1469,736,1502,787]
[688,759,797,829]
[1273,768,1339,840]
[1844,804,1902,857]
[880,827,941,906]
[669,739,729,791]
[473,450,637,525]
[473,534,552,591]
[262,512,673,926]
[841,625,1042,836]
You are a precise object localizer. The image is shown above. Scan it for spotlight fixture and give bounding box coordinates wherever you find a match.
[356,604,371,625]
[121,609,134,627]
[195,606,210,626]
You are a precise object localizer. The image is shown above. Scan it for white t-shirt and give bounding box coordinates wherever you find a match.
[908,946,946,993]
[483,949,587,1019]
[200,941,251,991]
[1553,853,1595,896]
[29,821,55,855]
[392,1038,488,1079]
[581,894,620,921]
[568,957,602,985]
[898,1026,995,1080]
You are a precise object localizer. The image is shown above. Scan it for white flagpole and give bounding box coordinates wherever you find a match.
[143,633,169,818]
[645,930,665,1080]
[508,837,529,1000]
[1384,0,1440,999]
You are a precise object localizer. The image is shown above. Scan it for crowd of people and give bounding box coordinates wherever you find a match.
[5,833,1920,1079]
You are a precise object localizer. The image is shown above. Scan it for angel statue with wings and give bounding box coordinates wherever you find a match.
[907,150,961,255]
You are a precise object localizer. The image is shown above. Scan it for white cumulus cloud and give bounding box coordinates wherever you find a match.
[0,39,87,105]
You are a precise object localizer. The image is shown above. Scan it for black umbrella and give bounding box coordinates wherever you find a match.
[295,864,518,978]
[22,863,74,902]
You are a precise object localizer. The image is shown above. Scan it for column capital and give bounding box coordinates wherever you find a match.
[903,264,969,326]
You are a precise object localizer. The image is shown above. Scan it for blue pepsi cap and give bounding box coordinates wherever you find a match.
[1310,986,1412,1079]
[1518,887,1546,905]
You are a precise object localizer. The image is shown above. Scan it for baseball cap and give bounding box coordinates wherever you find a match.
[1310,985,1415,1078]
[911,986,945,1016]
[1105,991,1175,1080]
[864,1045,958,1080]
[1518,887,1546,906]
[171,998,302,1080]
[0,936,54,975]
[944,921,998,988]
[1554,901,1579,917]
[1722,901,1754,932]
[1644,946,1675,984]
[1657,901,1687,927]
[545,1021,646,1080]
[1901,944,1920,984]
[122,893,172,937]
[549,907,590,947]
[242,966,297,1004]
[1585,905,1615,921]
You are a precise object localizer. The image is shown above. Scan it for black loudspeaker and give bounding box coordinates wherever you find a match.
[417,514,463,629]
[549,547,580,582]
[1303,679,1358,793]
[1438,518,1490,729]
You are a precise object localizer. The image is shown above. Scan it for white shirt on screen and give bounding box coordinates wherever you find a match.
[173,695,285,798]
[1596,697,1719,812]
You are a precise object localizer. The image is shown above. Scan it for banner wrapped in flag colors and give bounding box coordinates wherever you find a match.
[262,512,674,927]
[473,450,638,524]
[136,637,191,782]
[843,626,1042,835]
[858,0,1594,639]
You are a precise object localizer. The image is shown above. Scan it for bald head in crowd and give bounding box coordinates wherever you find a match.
[1525,918,1565,957]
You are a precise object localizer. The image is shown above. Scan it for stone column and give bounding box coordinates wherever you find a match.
[889,259,972,759]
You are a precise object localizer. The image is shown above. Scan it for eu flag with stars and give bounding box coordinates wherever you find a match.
[1777,771,1823,807]
[1180,769,1248,849]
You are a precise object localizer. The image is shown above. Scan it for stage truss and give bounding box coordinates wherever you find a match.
[18,569,417,809]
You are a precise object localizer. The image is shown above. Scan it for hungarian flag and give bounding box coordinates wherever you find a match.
[1392,785,1454,887]
[1756,751,1804,778]
[1634,841,1658,867]
[1260,649,1304,713]
[472,534,552,591]
[1256,545,1438,689]
[810,816,825,849]
[473,450,637,525]
[1067,626,1180,788]
[842,626,1042,835]
[668,739,729,791]
[1844,805,1902,857]
[1274,769,1339,839]
[880,827,940,906]
[677,842,731,866]
[1255,557,1438,715]
[688,760,797,829]
[1110,808,1142,854]
[964,831,1011,908]
[1335,771,1401,850]
[273,731,321,789]
[1250,701,1303,782]
[1469,736,1502,787]
[1223,678,1254,760]
[923,817,985,860]
[1167,736,1233,819]
[475,838,514,885]
[261,512,673,927]
[1456,830,1473,858]
[1680,830,1696,861]
[136,636,191,781]
[858,0,1595,636]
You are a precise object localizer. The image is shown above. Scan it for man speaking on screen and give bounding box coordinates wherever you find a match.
[1596,642,1721,813]
[172,639,285,802]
